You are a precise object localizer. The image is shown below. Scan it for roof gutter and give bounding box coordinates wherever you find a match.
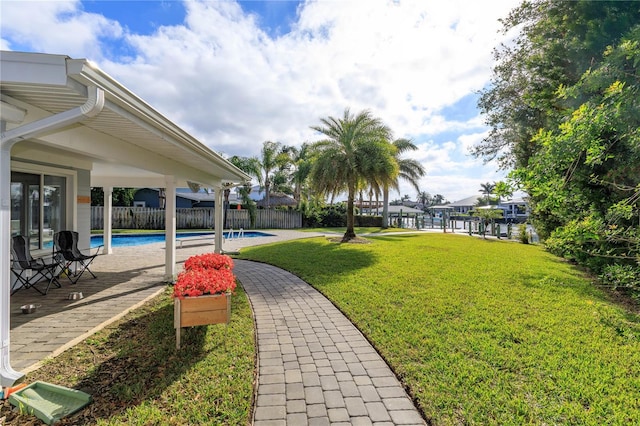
[0,84,104,387]
[1,84,104,146]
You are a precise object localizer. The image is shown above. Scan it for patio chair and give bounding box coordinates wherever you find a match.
[53,231,102,284]
[10,235,61,295]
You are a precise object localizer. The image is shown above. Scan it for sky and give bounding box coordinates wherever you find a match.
[0,0,521,202]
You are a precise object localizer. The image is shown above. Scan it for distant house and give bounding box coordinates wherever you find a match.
[385,205,424,216]
[439,195,529,221]
[499,197,529,220]
[133,188,241,208]
[355,200,384,214]
[444,195,482,215]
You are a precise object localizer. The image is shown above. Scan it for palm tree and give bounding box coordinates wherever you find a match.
[228,156,259,227]
[479,182,496,205]
[418,191,431,208]
[257,141,281,208]
[288,143,313,204]
[239,141,294,209]
[310,108,395,242]
[381,138,426,228]
[432,194,446,205]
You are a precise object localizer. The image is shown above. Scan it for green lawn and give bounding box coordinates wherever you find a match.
[238,233,640,425]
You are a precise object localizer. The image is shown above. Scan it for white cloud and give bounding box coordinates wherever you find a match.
[0,0,122,58]
[1,0,520,200]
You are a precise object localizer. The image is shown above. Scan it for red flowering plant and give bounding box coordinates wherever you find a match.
[183,253,234,271]
[173,253,236,299]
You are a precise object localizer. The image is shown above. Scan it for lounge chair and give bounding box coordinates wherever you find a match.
[10,235,61,295]
[53,231,102,284]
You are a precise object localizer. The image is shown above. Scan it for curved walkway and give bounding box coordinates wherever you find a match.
[234,260,426,426]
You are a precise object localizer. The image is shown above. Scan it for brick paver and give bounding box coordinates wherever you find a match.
[234,260,425,425]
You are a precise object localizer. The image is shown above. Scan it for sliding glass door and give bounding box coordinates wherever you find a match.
[11,171,66,250]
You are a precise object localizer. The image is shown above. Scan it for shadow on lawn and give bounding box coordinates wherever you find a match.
[365,233,424,242]
[2,298,210,425]
[240,238,377,280]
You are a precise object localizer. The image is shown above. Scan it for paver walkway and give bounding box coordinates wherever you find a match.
[235,260,426,426]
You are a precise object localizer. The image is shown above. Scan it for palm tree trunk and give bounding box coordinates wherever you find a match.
[382,185,390,228]
[344,187,356,241]
[265,179,270,209]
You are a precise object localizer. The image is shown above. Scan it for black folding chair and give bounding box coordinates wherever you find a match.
[53,231,101,284]
[10,235,61,295]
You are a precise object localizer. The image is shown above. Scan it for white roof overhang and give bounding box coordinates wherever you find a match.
[0,51,250,188]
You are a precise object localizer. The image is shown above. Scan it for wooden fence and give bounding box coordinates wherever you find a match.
[91,207,302,230]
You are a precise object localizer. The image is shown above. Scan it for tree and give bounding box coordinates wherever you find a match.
[476,0,640,291]
[90,187,136,206]
[478,182,496,205]
[236,141,294,209]
[228,156,258,227]
[473,0,640,170]
[493,181,513,205]
[418,191,431,208]
[470,207,504,239]
[289,143,313,204]
[310,108,396,242]
[381,138,426,228]
[432,194,446,205]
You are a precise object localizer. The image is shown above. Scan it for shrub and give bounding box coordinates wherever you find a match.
[545,216,611,272]
[517,223,529,244]
[356,215,382,227]
[321,204,348,227]
[599,263,640,294]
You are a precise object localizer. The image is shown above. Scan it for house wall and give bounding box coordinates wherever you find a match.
[133,188,160,208]
[176,197,193,208]
[133,188,197,208]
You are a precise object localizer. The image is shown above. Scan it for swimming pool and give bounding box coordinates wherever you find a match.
[89,231,274,248]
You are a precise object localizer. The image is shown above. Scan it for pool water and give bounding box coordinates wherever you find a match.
[90,231,274,248]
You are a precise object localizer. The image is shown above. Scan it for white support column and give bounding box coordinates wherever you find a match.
[103,186,113,255]
[214,185,224,254]
[164,178,177,281]
[0,139,24,386]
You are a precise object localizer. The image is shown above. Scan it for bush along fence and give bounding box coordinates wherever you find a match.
[91,207,302,230]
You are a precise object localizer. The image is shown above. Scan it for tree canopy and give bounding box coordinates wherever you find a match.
[475,0,640,291]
